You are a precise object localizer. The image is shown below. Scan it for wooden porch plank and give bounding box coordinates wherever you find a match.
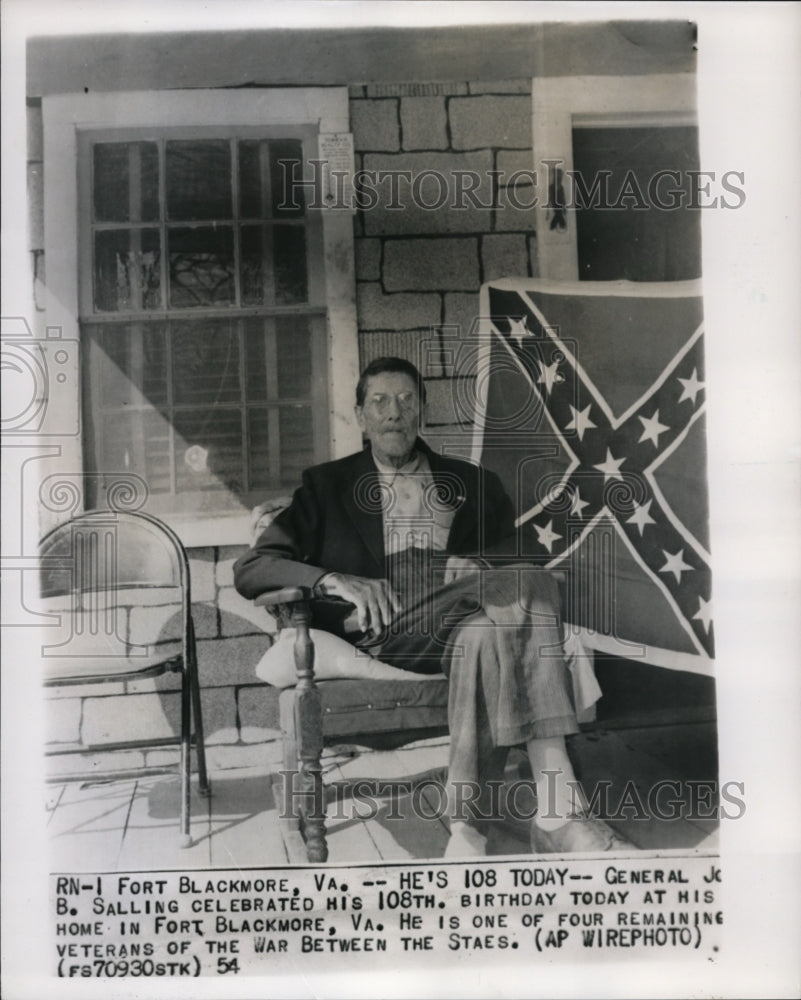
[116,777,212,870]
[208,768,288,868]
[48,780,134,872]
[321,762,384,864]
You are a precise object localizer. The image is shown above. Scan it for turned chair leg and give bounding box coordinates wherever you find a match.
[290,604,328,863]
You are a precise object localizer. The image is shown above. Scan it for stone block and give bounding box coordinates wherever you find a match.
[197,634,272,689]
[205,742,283,771]
[481,233,529,281]
[362,151,493,236]
[357,282,441,331]
[128,601,183,646]
[191,601,219,639]
[350,98,400,152]
[215,545,248,587]
[125,672,181,694]
[400,97,448,150]
[355,238,381,281]
[422,378,474,427]
[348,84,366,99]
[383,237,479,292]
[443,292,481,340]
[200,687,239,744]
[238,684,282,743]
[496,149,536,185]
[188,548,216,602]
[218,587,273,635]
[358,330,442,374]
[82,691,181,745]
[468,80,531,95]
[28,163,44,250]
[449,95,532,151]
[366,82,467,98]
[494,183,538,233]
[46,697,82,744]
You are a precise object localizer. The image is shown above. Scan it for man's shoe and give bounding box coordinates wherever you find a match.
[531,814,634,854]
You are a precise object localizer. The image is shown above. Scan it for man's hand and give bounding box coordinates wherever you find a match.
[316,572,401,635]
[443,556,482,585]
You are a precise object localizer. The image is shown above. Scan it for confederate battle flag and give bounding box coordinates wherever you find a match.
[472,279,713,676]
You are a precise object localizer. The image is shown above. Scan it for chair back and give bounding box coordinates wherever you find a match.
[38,510,192,665]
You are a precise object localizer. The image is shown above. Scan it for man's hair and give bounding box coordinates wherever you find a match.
[355,356,427,407]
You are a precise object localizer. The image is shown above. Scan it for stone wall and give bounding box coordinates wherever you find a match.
[350,80,538,452]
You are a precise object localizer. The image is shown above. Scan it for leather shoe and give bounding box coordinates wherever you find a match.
[531,814,634,854]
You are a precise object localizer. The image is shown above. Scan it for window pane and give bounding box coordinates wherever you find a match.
[166,140,232,221]
[273,225,308,303]
[270,139,305,217]
[170,319,240,406]
[248,405,313,490]
[238,139,305,219]
[276,316,312,397]
[86,323,168,408]
[240,225,308,305]
[173,408,243,495]
[278,406,314,485]
[94,142,159,223]
[94,229,161,311]
[240,226,275,306]
[168,227,235,307]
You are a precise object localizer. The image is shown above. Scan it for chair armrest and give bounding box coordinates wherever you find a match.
[254,586,313,608]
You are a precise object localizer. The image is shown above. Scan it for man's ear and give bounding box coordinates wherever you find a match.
[354,405,366,432]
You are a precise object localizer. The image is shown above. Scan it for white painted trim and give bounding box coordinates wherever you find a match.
[531,74,698,281]
[42,88,360,544]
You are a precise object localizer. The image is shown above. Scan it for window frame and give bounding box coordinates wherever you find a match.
[43,88,361,546]
[531,74,698,280]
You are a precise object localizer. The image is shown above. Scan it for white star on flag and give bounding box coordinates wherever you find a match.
[627,498,656,535]
[638,409,670,446]
[659,547,694,583]
[565,403,597,441]
[536,359,564,395]
[570,488,590,517]
[508,316,533,347]
[692,596,713,634]
[535,519,562,553]
[593,448,626,482]
[677,368,705,405]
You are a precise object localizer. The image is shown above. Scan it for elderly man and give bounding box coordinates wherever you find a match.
[234,356,630,856]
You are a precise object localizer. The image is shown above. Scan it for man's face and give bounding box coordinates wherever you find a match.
[355,371,423,468]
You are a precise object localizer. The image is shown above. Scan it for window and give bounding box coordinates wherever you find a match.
[80,129,328,517]
[43,90,360,544]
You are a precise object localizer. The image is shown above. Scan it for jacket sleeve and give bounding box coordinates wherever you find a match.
[233,469,330,599]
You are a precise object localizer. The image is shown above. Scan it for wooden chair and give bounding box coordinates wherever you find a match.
[39,509,210,847]
[255,587,449,862]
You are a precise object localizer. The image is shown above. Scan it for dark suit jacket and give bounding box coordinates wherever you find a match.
[234,438,516,636]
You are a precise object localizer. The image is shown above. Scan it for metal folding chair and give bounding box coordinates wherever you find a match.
[39,509,210,846]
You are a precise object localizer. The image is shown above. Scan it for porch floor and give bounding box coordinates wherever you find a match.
[46,722,719,872]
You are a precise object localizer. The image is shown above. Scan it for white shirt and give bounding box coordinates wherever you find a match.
[372,452,456,556]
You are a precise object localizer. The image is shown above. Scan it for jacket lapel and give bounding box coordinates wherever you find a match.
[423,443,477,552]
[340,449,386,570]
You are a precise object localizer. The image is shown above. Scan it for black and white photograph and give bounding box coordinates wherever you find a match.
[1,2,799,997]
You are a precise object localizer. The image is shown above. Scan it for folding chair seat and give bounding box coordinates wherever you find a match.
[38,509,210,847]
